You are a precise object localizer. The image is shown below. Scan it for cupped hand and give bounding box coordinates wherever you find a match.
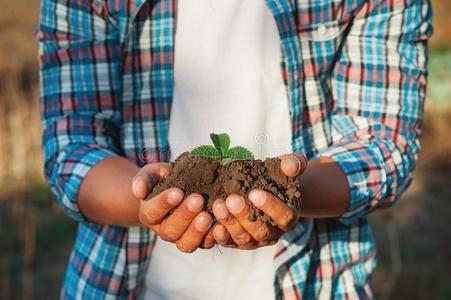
[131,163,215,253]
[212,154,307,249]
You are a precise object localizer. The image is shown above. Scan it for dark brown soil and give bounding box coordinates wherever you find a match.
[150,152,301,225]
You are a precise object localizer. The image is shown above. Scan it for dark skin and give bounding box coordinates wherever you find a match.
[78,158,215,252]
[211,155,350,249]
[78,154,349,252]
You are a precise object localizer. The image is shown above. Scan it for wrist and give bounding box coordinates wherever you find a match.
[297,156,350,218]
[79,156,142,226]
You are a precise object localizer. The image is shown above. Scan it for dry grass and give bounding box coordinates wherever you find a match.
[0,0,42,190]
[429,1,451,50]
[370,104,451,300]
[0,1,55,299]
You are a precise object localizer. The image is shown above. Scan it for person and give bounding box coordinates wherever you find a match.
[37,0,432,299]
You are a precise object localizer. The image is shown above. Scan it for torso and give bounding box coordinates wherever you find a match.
[143,0,293,299]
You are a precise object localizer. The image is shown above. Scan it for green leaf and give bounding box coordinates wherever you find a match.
[190,145,221,159]
[224,146,255,160]
[209,133,230,157]
[222,157,236,167]
[191,134,255,166]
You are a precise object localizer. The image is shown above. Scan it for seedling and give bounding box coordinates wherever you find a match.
[190,133,254,167]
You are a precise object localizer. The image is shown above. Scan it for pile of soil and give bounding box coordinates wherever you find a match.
[150,152,301,225]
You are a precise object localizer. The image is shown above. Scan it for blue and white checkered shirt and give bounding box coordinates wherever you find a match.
[37,0,432,298]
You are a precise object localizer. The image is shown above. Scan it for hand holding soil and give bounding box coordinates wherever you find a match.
[148,133,307,250]
[132,163,215,253]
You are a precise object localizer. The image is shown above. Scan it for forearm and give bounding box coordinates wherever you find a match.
[298,156,350,218]
[78,156,142,226]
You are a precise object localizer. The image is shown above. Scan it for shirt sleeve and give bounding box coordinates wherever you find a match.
[321,0,433,224]
[37,0,123,222]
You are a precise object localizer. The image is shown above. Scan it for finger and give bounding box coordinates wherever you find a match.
[176,212,212,253]
[279,154,307,178]
[214,224,280,249]
[212,199,257,248]
[159,193,204,242]
[201,227,216,249]
[132,163,172,200]
[212,224,235,247]
[138,188,184,227]
[224,195,277,243]
[248,189,299,231]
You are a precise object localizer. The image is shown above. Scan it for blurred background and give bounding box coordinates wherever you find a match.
[0,1,450,299]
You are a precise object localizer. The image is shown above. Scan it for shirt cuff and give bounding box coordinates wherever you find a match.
[320,138,388,225]
[49,144,119,222]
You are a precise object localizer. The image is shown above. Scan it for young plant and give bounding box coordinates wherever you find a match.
[190,133,254,167]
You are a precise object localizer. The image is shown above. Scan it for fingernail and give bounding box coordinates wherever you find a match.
[297,156,306,170]
[132,179,145,199]
[248,190,266,207]
[226,195,244,214]
[282,156,301,176]
[195,215,212,231]
[132,180,139,196]
[167,189,183,206]
[187,195,204,212]
[213,202,230,220]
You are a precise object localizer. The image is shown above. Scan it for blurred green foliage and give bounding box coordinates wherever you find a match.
[428,51,451,106]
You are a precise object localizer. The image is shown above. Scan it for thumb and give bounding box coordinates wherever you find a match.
[279,153,307,178]
[132,163,172,200]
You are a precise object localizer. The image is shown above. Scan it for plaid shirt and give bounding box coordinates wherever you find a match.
[37,0,432,299]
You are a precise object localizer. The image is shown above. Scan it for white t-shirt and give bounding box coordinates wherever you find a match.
[143,1,299,299]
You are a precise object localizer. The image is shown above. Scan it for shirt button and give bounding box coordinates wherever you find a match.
[317,24,328,37]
